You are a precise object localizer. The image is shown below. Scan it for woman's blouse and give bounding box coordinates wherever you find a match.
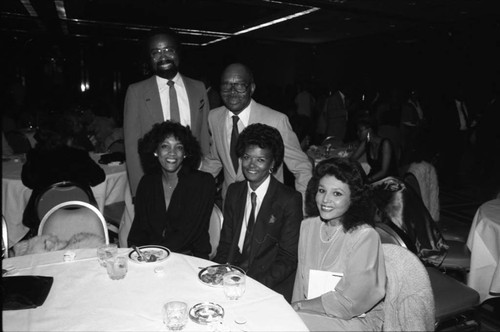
[128,167,216,259]
[292,217,386,320]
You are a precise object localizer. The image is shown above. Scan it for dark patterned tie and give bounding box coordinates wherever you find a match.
[167,80,180,122]
[240,192,257,271]
[230,115,240,172]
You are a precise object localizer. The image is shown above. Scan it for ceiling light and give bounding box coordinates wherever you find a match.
[233,7,320,35]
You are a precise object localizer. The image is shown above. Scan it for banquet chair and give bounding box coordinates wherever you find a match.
[382,243,435,331]
[38,200,109,244]
[107,139,125,153]
[208,204,223,259]
[2,215,9,258]
[376,221,480,331]
[36,181,97,222]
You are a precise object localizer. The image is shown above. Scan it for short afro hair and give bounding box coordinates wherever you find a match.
[235,123,284,173]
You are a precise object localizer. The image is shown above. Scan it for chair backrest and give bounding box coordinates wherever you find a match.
[208,204,223,259]
[107,139,125,153]
[375,222,417,253]
[38,201,109,244]
[36,181,97,221]
[2,215,8,258]
[382,243,435,331]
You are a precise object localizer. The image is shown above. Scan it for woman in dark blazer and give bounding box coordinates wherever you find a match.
[213,123,303,302]
[128,121,215,259]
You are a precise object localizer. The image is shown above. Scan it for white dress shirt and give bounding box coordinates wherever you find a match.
[156,73,191,127]
[237,175,271,252]
[225,100,252,148]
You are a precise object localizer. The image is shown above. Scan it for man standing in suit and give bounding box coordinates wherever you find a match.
[124,28,210,198]
[201,63,312,202]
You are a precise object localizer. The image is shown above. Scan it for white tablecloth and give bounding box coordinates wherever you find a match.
[466,199,500,303]
[2,248,308,332]
[2,154,128,247]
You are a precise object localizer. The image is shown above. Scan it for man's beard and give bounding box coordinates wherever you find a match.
[154,60,178,79]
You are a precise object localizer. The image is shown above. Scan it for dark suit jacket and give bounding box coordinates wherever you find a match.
[128,167,216,259]
[124,75,210,196]
[213,176,302,297]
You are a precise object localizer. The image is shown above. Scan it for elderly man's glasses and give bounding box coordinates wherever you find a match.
[220,82,249,93]
[150,48,177,59]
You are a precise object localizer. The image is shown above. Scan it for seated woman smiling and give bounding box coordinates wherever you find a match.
[213,123,303,302]
[292,157,386,331]
[128,121,215,259]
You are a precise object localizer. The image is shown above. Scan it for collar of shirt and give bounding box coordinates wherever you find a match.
[156,73,191,126]
[226,99,252,142]
[238,174,271,252]
[156,73,184,93]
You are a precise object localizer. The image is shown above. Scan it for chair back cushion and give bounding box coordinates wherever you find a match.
[36,181,96,221]
[208,205,223,259]
[426,266,479,322]
[382,243,435,331]
[38,201,109,244]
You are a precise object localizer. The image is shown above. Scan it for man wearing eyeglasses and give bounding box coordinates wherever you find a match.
[201,63,312,205]
[123,28,210,198]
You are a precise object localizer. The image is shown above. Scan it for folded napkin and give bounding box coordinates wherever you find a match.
[2,276,54,310]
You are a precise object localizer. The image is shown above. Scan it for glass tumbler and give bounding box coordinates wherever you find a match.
[97,243,118,267]
[163,301,188,330]
[223,270,246,300]
[106,256,128,280]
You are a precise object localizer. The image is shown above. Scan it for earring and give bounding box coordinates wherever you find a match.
[269,168,274,174]
[154,152,158,157]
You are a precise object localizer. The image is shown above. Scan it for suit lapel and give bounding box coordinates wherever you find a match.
[183,75,201,133]
[247,176,277,266]
[145,77,164,124]
[227,183,248,263]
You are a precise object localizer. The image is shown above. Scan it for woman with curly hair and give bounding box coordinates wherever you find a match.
[128,121,215,259]
[213,123,302,302]
[292,157,386,331]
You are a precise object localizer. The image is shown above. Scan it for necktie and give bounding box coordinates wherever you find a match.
[241,192,257,270]
[230,115,240,172]
[167,80,180,123]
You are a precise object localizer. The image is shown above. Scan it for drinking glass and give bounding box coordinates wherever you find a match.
[223,270,246,300]
[163,301,188,330]
[106,256,128,280]
[97,243,118,267]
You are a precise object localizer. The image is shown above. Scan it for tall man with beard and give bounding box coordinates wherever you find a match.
[124,28,210,198]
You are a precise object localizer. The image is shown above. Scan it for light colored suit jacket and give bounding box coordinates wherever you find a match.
[124,75,210,196]
[201,99,312,201]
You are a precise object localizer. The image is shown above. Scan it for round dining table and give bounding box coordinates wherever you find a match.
[2,248,309,332]
[2,153,128,247]
[466,198,500,303]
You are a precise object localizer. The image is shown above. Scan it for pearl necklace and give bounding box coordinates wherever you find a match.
[320,222,341,242]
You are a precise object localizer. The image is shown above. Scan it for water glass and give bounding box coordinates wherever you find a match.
[163,301,188,330]
[223,271,246,300]
[106,256,128,280]
[97,243,118,267]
